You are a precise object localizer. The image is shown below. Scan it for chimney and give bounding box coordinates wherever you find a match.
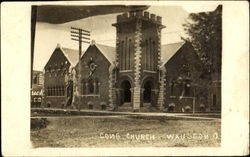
[91,40,96,46]
[56,43,61,48]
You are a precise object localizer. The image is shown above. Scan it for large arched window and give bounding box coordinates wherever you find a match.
[120,41,124,70]
[145,40,148,69]
[152,41,156,71]
[148,38,151,70]
[128,39,131,70]
[124,37,128,70]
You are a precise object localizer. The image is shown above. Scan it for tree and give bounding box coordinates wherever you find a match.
[183,5,222,79]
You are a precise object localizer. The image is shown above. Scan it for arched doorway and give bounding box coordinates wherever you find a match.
[143,81,153,103]
[121,80,131,103]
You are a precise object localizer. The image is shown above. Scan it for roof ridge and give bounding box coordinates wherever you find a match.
[95,43,115,48]
[162,41,185,46]
[61,47,78,51]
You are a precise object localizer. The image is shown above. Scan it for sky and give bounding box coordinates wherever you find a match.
[33,5,218,71]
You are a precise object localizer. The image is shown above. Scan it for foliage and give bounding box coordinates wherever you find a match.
[31,118,50,130]
[183,5,222,76]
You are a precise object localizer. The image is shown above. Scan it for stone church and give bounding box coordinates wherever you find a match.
[43,10,221,112]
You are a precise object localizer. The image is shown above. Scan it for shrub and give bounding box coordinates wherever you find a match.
[31,118,49,131]
[168,103,175,112]
[185,106,191,112]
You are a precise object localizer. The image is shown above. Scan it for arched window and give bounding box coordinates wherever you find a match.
[57,87,60,96]
[57,86,60,96]
[152,41,156,71]
[145,40,148,69]
[185,83,191,96]
[33,75,38,84]
[48,87,51,96]
[52,87,55,96]
[170,82,174,96]
[120,41,124,70]
[96,79,100,94]
[61,86,64,96]
[62,86,65,96]
[124,37,128,70]
[55,86,59,96]
[148,39,151,70]
[128,39,131,70]
[81,79,86,94]
[88,79,94,94]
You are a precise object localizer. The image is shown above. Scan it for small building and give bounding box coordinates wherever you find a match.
[43,44,78,108]
[75,41,116,110]
[31,70,44,107]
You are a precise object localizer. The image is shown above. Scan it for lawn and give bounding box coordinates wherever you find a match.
[31,116,221,147]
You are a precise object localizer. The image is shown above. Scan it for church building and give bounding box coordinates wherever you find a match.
[42,10,221,112]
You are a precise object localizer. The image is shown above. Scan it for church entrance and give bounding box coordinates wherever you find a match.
[143,81,153,103]
[121,80,131,103]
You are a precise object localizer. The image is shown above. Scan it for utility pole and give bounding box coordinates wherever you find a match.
[70,27,90,110]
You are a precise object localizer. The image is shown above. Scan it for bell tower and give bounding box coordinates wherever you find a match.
[112,10,165,111]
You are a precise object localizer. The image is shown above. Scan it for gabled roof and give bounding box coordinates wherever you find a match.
[50,44,79,67]
[161,41,185,66]
[52,41,187,69]
[91,42,116,65]
[60,47,79,66]
[44,44,79,69]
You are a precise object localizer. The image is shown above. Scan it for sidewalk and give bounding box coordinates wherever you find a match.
[31,108,221,120]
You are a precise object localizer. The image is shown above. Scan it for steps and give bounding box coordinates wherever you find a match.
[140,103,160,112]
[117,103,133,112]
[117,102,160,112]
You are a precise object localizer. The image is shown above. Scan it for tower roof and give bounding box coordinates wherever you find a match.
[112,10,166,29]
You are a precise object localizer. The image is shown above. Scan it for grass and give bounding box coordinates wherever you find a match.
[31,116,220,147]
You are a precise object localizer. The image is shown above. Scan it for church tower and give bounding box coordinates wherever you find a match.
[112,10,165,111]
